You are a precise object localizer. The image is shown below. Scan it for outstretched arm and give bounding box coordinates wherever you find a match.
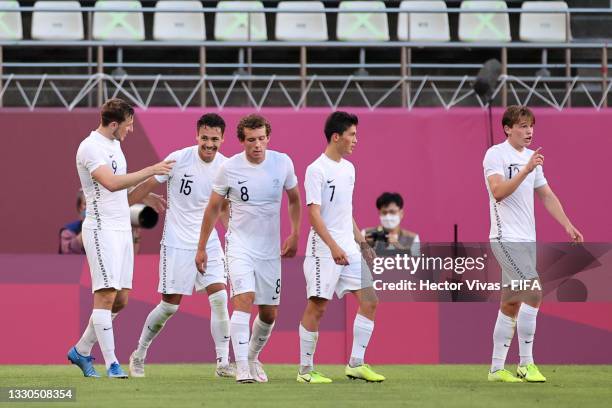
[536,185,583,242]
[92,160,175,193]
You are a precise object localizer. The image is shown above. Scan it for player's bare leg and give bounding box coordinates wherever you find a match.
[206,283,234,377]
[129,293,181,377]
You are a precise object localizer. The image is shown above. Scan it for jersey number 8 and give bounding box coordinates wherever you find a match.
[240,186,249,202]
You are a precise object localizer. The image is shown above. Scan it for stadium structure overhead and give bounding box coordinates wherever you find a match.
[0,0,610,110]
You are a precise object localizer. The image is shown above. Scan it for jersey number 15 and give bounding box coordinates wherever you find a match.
[179,179,193,195]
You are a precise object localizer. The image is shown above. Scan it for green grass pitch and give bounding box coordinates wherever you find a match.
[2,365,611,408]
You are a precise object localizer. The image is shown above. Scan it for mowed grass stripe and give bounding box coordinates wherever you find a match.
[1,365,611,408]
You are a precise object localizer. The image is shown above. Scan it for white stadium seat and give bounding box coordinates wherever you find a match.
[275,1,328,41]
[397,0,450,42]
[154,1,205,41]
[214,1,267,41]
[520,1,570,42]
[0,0,22,40]
[459,0,511,42]
[93,0,145,41]
[337,1,389,42]
[31,1,83,40]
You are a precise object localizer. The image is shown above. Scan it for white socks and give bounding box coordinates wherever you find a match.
[91,309,117,369]
[517,303,538,366]
[208,290,231,366]
[133,301,179,360]
[349,314,374,367]
[299,324,318,374]
[230,311,251,363]
[248,315,275,362]
[491,310,516,372]
[75,312,117,357]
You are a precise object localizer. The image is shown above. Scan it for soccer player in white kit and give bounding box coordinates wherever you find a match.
[484,106,583,383]
[68,98,174,378]
[125,113,235,378]
[297,111,385,384]
[195,114,302,383]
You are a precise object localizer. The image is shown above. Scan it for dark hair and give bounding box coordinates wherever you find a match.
[502,105,535,136]
[376,192,404,210]
[100,98,134,126]
[237,114,271,141]
[324,111,358,143]
[197,113,226,134]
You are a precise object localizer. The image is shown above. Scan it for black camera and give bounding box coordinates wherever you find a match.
[129,204,159,229]
[366,227,388,243]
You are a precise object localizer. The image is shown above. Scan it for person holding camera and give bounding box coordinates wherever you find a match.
[59,190,87,254]
[59,189,161,255]
[363,192,420,256]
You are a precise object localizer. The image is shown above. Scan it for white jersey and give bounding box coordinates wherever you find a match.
[213,150,298,259]
[483,140,547,242]
[305,154,360,258]
[76,131,130,231]
[155,146,226,258]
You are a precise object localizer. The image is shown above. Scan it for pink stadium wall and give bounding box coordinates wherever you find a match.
[2,108,611,254]
[1,108,611,364]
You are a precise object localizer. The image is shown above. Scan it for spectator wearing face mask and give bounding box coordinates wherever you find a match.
[362,192,420,256]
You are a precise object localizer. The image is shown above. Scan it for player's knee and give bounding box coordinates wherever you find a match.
[259,309,277,324]
[522,289,542,307]
[307,297,328,318]
[112,298,128,313]
[313,304,328,320]
[500,301,520,317]
[360,298,378,315]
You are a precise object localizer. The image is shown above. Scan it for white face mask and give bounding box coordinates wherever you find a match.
[380,214,400,229]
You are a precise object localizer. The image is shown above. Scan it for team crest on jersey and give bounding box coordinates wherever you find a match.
[272,178,281,188]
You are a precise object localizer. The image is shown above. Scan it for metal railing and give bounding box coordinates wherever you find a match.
[0,2,610,109]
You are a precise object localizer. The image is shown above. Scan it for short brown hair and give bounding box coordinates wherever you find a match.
[100,98,134,126]
[502,105,535,136]
[237,114,271,141]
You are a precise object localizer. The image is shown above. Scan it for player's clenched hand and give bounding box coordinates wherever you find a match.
[143,192,166,213]
[281,233,299,258]
[526,147,544,173]
[331,244,349,266]
[195,248,207,274]
[565,224,584,243]
[150,160,176,176]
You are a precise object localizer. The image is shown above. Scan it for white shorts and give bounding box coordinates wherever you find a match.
[227,254,281,305]
[159,245,226,295]
[82,228,134,293]
[490,240,539,287]
[304,252,373,300]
